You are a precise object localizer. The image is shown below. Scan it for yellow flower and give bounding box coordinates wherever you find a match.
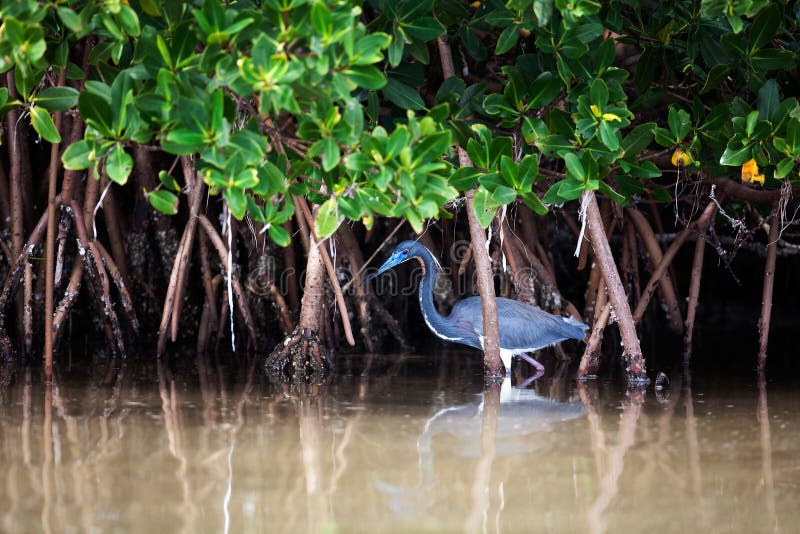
[741,158,765,184]
[671,148,693,167]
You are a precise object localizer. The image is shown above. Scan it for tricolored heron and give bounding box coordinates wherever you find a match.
[366,240,588,375]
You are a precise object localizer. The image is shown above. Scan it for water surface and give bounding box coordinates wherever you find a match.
[1,352,797,533]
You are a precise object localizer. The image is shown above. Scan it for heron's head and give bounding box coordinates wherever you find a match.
[365,240,420,283]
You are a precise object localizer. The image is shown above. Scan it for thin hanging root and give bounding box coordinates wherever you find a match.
[94,241,140,333]
[633,201,717,323]
[70,200,127,358]
[757,206,779,371]
[196,215,258,347]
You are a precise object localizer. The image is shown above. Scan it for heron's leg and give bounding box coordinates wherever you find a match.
[517,373,541,388]
[518,352,545,377]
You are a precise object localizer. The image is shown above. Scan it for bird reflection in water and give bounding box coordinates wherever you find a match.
[377,379,585,517]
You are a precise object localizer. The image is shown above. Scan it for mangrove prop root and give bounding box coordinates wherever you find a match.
[70,200,127,358]
[627,208,684,334]
[94,241,140,333]
[264,327,333,385]
[633,201,717,323]
[757,206,779,371]
[52,260,84,345]
[683,224,708,364]
[295,197,355,347]
[584,190,648,383]
[438,32,502,376]
[156,172,205,356]
[196,214,258,347]
[578,301,612,379]
[170,160,204,342]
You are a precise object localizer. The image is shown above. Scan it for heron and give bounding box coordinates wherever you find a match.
[366,240,588,375]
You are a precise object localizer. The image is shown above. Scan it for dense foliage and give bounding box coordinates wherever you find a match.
[1,0,797,238]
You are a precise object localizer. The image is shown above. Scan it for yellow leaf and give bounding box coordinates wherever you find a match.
[590,104,601,118]
[671,148,693,167]
[601,113,621,122]
[741,158,764,184]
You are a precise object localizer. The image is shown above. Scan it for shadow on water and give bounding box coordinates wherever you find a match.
[0,348,798,533]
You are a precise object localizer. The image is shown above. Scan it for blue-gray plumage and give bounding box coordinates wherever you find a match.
[366,240,588,375]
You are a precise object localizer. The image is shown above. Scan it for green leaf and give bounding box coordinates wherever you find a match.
[757,79,779,121]
[618,159,662,179]
[343,66,387,90]
[719,143,752,166]
[30,107,61,143]
[382,79,426,110]
[310,1,333,38]
[224,187,247,220]
[621,122,655,155]
[158,170,180,192]
[599,120,620,151]
[62,140,93,170]
[33,86,79,111]
[56,7,84,33]
[598,181,626,205]
[653,127,675,147]
[491,185,517,205]
[775,157,794,179]
[105,144,133,184]
[471,189,497,228]
[520,191,548,215]
[495,24,519,55]
[751,49,797,71]
[589,79,609,109]
[449,167,481,190]
[748,4,780,52]
[233,167,259,189]
[78,92,114,137]
[787,119,800,153]
[320,138,340,172]
[315,197,342,238]
[404,17,444,41]
[668,106,691,141]
[268,224,291,247]
[526,72,561,109]
[165,129,205,154]
[518,154,539,191]
[147,189,179,215]
[563,152,587,182]
[700,64,731,94]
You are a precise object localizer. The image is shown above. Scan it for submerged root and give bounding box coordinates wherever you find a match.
[264,327,333,385]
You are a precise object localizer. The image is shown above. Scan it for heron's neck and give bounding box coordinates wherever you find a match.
[416,249,452,339]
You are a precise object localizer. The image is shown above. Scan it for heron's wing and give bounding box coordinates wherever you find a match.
[450,297,587,352]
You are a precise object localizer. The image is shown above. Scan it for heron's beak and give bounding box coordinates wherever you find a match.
[363,252,404,285]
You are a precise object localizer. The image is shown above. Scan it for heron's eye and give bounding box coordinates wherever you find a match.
[401,249,408,256]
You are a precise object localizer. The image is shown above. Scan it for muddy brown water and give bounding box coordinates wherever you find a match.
[1,351,798,533]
